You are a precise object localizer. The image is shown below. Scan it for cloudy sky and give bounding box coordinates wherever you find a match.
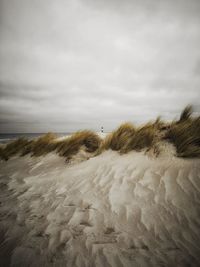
[0,0,200,133]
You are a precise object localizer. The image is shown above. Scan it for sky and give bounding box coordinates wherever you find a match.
[0,0,200,133]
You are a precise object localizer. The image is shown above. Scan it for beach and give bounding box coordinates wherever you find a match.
[1,140,200,266]
[1,107,200,267]
[1,0,200,265]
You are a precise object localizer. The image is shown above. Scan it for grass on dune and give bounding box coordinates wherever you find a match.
[0,133,58,160]
[0,137,32,160]
[101,123,135,152]
[56,130,102,160]
[1,105,200,160]
[27,132,58,157]
[165,106,200,158]
[120,122,158,153]
[178,105,193,123]
[101,120,165,154]
[0,131,102,161]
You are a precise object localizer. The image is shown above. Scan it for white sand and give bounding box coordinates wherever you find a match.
[0,146,200,267]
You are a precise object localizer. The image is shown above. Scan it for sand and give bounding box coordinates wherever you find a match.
[0,144,200,267]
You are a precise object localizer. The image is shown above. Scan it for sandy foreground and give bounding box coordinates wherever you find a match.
[0,144,200,267]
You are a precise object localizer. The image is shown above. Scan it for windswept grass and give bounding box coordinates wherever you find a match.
[56,130,102,160]
[29,132,58,156]
[0,131,102,161]
[165,106,200,158]
[0,146,8,161]
[0,133,57,160]
[0,137,31,160]
[178,105,193,123]
[120,123,157,153]
[101,120,165,154]
[101,123,135,151]
[1,106,200,161]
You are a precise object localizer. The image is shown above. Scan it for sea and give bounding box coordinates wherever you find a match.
[0,133,71,144]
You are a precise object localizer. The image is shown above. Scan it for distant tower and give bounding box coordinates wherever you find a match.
[101,126,104,133]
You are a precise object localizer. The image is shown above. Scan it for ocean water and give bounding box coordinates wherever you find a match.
[0,133,71,144]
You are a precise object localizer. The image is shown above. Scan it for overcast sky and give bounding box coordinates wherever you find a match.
[0,0,200,133]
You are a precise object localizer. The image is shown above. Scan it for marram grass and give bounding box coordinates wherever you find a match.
[101,123,135,151]
[120,122,158,153]
[0,106,200,161]
[0,137,31,160]
[165,106,200,158]
[56,130,102,160]
[29,132,58,157]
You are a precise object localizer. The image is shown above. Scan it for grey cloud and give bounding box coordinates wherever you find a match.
[0,0,200,133]
[83,0,200,20]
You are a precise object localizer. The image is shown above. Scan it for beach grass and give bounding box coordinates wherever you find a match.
[0,137,31,160]
[120,122,158,153]
[1,106,200,160]
[56,130,102,160]
[165,106,200,158]
[28,132,58,157]
[101,122,135,152]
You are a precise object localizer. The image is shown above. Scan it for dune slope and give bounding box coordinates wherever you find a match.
[1,146,200,267]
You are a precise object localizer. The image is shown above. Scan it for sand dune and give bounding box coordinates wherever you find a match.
[0,142,200,267]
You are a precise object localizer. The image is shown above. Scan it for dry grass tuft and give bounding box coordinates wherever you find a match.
[29,132,58,156]
[101,123,135,152]
[120,122,158,153]
[0,138,31,160]
[101,121,164,155]
[0,131,101,161]
[0,146,9,161]
[0,133,57,160]
[178,105,193,123]
[56,130,102,160]
[1,105,200,160]
[165,113,200,158]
